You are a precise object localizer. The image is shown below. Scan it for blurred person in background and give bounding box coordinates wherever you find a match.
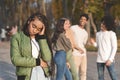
[91,15,118,80]
[70,14,89,80]
[5,25,18,41]
[0,28,6,42]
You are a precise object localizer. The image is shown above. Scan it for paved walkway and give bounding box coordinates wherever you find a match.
[0,41,16,80]
[0,41,120,80]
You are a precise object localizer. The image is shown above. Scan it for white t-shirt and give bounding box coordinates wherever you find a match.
[31,38,40,58]
[95,31,117,63]
[31,38,49,80]
[70,25,88,56]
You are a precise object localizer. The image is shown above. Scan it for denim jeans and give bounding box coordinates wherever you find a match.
[54,50,72,80]
[97,62,117,80]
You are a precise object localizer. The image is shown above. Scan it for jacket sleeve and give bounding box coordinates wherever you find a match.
[10,34,37,67]
[37,36,52,62]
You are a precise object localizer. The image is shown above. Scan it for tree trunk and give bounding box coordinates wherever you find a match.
[71,0,77,21]
[85,18,91,44]
[89,13,97,35]
[62,0,68,17]
[19,1,23,29]
[42,0,46,16]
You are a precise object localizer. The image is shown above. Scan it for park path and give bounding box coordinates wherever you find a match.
[0,41,120,80]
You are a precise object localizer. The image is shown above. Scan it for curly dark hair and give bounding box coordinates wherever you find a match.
[79,13,89,21]
[22,12,52,48]
[52,18,68,44]
[22,12,49,36]
[101,15,116,32]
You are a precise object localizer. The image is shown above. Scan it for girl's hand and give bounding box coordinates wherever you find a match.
[38,25,45,35]
[66,62,70,69]
[40,59,48,68]
[105,60,112,66]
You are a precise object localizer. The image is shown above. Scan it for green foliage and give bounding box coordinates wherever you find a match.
[72,0,84,24]
[52,0,63,20]
[111,4,120,18]
[86,45,97,52]
[118,40,120,52]
[71,0,104,25]
[1,0,120,31]
[67,0,73,18]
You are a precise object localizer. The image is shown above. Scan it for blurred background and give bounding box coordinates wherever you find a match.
[0,0,120,51]
[0,1,120,80]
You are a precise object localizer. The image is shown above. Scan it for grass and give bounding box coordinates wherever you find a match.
[117,39,120,52]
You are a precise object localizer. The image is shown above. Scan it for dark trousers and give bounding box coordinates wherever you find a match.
[17,76,25,80]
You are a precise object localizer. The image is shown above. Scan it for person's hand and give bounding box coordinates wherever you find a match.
[90,38,95,44]
[78,49,84,54]
[40,59,48,68]
[74,47,84,54]
[38,25,45,35]
[66,62,70,69]
[105,60,112,66]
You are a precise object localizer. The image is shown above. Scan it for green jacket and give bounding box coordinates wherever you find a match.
[10,31,52,80]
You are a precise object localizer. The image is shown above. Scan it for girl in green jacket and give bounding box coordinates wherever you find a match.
[10,13,52,80]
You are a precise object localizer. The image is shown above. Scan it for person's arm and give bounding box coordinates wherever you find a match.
[10,34,38,67]
[90,38,97,47]
[66,29,84,53]
[106,32,117,66]
[83,31,88,45]
[37,25,52,63]
[71,31,84,53]
[108,32,117,62]
[37,35,52,62]
[90,32,99,47]
[65,29,74,48]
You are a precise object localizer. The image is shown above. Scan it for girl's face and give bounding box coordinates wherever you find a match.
[64,20,71,30]
[28,19,44,38]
